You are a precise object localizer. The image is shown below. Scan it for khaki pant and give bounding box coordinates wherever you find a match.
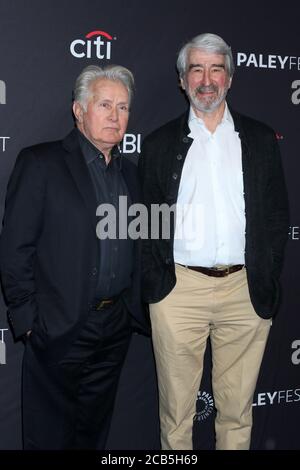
[150,264,271,450]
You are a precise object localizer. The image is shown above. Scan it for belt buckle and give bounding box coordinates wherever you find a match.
[214,265,230,276]
[96,300,105,310]
[96,299,112,310]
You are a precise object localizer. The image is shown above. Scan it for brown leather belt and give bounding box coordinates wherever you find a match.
[180,264,244,277]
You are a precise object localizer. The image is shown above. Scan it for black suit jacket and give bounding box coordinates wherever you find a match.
[139,109,289,318]
[0,129,149,360]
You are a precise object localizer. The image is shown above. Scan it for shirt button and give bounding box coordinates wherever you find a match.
[176,154,183,161]
[172,173,178,180]
[112,273,116,279]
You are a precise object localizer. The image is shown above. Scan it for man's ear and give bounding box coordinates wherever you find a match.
[180,77,186,90]
[73,101,83,123]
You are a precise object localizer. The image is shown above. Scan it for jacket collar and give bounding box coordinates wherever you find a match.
[180,110,191,138]
[62,128,98,230]
[228,107,249,148]
[62,128,139,226]
[180,105,250,150]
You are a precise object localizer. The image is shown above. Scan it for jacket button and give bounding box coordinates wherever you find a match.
[172,173,178,180]
[176,154,183,160]
[165,258,172,265]
[92,267,98,276]
[182,137,189,143]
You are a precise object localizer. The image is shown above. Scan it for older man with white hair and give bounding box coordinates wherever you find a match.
[0,64,148,449]
[139,33,289,450]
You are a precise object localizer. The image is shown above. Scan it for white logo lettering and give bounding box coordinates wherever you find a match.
[253,388,300,406]
[0,329,8,365]
[291,339,300,365]
[121,133,141,154]
[237,53,300,71]
[194,390,214,422]
[0,80,6,104]
[291,80,300,105]
[0,136,10,152]
[289,226,300,240]
[70,30,113,59]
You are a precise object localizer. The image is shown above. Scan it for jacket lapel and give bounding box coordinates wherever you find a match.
[166,112,193,204]
[62,129,98,230]
[230,109,251,206]
[230,109,252,265]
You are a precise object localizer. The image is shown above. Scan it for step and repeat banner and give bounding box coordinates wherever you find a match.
[0,0,299,450]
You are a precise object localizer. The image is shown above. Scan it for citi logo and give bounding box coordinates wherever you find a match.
[70,30,114,59]
[0,80,6,104]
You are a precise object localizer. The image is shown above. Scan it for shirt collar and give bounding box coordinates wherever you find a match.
[77,128,122,169]
[188,102,234,134]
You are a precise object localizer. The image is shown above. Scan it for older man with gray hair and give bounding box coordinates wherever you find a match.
[139,33,289,450]
[0,64,148,449]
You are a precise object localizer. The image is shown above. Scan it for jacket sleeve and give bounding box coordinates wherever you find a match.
[266,132,290,279]
[0,148,46,339]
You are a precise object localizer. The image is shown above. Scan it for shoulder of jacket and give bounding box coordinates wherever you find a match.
[143,113,186,146]
[231,108,276,138]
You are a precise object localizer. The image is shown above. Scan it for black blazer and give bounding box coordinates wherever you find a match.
[139,109,289,318]
[0,129,148,360]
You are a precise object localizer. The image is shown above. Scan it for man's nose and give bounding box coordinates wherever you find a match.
[202,70,212,86]
[109,107,118,121]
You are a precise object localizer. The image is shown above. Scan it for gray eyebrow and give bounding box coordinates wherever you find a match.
[188,63,225,70]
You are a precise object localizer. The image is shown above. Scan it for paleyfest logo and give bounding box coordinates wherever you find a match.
[236,52,300,70]
[70,30,115,59]
[194,391,214,422]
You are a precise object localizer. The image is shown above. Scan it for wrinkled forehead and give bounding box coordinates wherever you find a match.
[89,78,129,101]
[187,48,226,66]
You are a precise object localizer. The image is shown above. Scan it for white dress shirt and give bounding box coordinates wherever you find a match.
[173,104,245,267]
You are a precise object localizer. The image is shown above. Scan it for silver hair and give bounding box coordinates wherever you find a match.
[177,33,235,79]
[73,64,134,111]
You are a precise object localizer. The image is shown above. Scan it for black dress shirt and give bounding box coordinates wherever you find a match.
[77,129,133,298]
